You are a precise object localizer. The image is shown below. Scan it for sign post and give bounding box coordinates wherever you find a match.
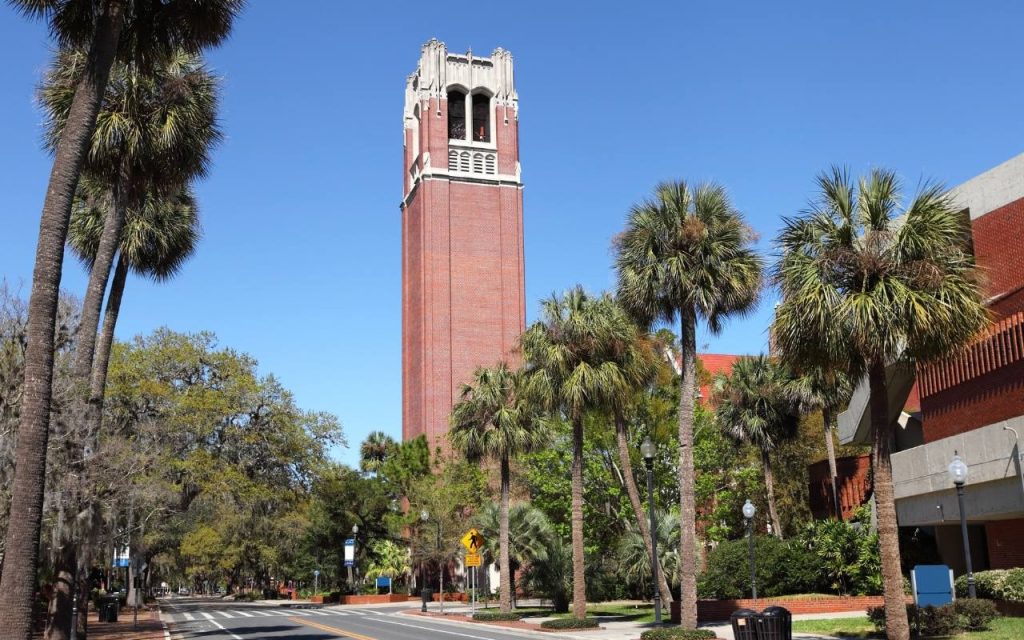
[314,569,320,595]
[461,529,485,613]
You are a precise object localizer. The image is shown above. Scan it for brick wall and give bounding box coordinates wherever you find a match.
[918,198,1024,442]
[986,518,1024,569]
[807,455,872,520]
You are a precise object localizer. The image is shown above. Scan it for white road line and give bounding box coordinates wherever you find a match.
[233,610,256,617]
[208,618,245,640]
[250,610,274,616]
[199,611,216,620]
[307,609,332,616]
[215,610,235,618]
[182,612,195,621]
[373,617,514,640]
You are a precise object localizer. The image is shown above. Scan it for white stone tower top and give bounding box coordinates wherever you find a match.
[404,39,517,123]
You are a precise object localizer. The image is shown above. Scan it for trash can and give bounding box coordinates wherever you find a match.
[99,599,118,623]
[420,588,433,611]
[730,608,760,640]
[757,606,792,640]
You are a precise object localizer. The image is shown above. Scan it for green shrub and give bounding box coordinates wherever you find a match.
[697,535,826,598]
[640,628,716,640]
[955,568,1024,602]
[540,617,600,629]
[953,598,998,631]
[868,601,997,636]
[472,612,522,621]
[232,591,260,602]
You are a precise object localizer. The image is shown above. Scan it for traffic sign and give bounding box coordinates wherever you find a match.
[465,551,482,567]
[461,528,485,551]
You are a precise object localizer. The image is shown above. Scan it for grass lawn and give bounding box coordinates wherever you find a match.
[791,615,1024,639]
[492,604,659,624]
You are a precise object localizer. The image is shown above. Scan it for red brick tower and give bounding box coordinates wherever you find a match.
[401,40,525,452]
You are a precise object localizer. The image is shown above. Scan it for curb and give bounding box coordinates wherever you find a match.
[397,609,577,639]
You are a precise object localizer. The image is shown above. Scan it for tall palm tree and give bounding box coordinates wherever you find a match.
[449,363,546,613]
[2,4,241,634]
[604,308,674,607]
[520,288,634,620]
[772,168,988,640]
[359,430,398,475]
[713,355,799,538]
[39,47,221,382]
[615,181,763,628]
[789,365,854,519]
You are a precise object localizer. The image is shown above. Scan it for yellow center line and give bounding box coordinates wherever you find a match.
[289,616,379,640]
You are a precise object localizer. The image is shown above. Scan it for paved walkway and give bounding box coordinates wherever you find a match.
[411,603,867,640]
[83,606,166,640]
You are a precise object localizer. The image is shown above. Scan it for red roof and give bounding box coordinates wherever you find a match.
[697,353,742,402]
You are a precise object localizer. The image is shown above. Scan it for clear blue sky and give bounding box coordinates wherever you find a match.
[2,1,1022,468]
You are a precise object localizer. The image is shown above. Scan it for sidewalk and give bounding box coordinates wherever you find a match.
[82,606,166,640]
[405,603,864,640]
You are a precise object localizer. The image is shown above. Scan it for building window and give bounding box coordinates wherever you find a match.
[447,89,466,140]
[472,93,490,142]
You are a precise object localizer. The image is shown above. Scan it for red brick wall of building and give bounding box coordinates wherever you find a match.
[401,91,525,453]
[808,455,872,520]
[919,197,1024,442]
[986,518,1024,570]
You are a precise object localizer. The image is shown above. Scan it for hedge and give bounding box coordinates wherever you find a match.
[640,629,716,640]
[868,600,998,636]
[540,617,600,629]
[955,569,1024,602]
[472,612,523,621]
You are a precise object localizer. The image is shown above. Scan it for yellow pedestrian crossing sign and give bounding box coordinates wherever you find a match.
[465,551,482,567]
[461,528,484,552]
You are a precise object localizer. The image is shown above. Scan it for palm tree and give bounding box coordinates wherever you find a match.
[617,507,680,594]
[604,308,674,608]
[2,4,241,634]
[520,288,635,620]
[39,47,221,382]
[360,431,398,475]
[714,355,799,538]
[471,502,553,605]
[772,168,988,640]
[69,180,201,437]
[449,363,546,613]
[364,540,411,591]
[789,366,854,519]
[615,181,763,628]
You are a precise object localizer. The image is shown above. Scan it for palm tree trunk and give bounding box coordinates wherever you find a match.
[614,412,673,606]
[869,359,910,640]
[86,253,128,436]
[44,545,76,640]
[72,186,128,380]
[498,455,512,613]
[570,414,587,620]
[762,450,784,539]
[822,407,841,519]
[0,4,125,636]
[677,311,698,629]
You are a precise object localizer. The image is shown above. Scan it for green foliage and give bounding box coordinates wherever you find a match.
[640,629,716,640]
[521,534,572,612]
[956,569,1024,602]
[868,601,997,636]
[540,617,601,629]
[798,514,881,595]
[697,535,825,598]
[473,611,523,621]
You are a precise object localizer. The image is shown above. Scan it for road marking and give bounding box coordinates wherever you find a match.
[182,612,195,621]
[251,610,274,616]
[216,610,235,618]
[199,612,216,620]
[233,609,255,617]
[207,617,245,640]
[308,609,333,616]
[373,617,507,640]
[291,617,378,640]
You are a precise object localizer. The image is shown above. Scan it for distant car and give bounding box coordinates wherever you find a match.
[178,588,190,595]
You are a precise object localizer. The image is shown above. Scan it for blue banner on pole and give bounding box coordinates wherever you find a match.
[344,538,355,567]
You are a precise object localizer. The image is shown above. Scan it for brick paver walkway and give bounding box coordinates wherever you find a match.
[84,607,165,640]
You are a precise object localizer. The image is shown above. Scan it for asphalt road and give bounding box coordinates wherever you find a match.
[160,598,546,640]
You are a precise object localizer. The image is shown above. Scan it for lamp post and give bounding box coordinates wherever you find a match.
[348,524,359,590]
[421,510,443,614]
[743,499,757,602]
[949,452,976,598]
[640,436,662,623]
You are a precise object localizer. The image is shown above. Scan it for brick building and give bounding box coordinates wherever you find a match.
[401,40,526,451]
[839,153,1024,573]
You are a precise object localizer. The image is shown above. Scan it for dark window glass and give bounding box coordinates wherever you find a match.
[472,94,490,142]
[447,90,466,139]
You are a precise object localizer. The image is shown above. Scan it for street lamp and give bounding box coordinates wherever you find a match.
[421,510,444,614]
[640,436,662,623]
[948,452,976,598]
[351,524,359,589]
[742,499,757,602]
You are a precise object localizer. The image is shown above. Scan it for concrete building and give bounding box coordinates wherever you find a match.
[839,153,1024,574]
[401,40,526,451]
